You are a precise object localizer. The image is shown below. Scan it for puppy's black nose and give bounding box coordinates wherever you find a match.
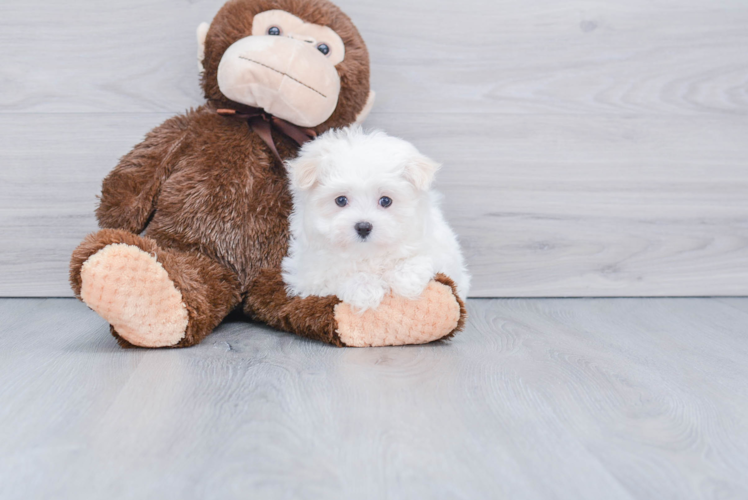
[355,221,373,239]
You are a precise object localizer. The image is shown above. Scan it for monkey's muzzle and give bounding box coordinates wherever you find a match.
[217,35,341,128]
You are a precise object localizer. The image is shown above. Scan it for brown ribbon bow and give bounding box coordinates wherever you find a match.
[216,106,317,172]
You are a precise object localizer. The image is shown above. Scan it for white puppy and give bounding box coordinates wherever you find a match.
[282,127,470,312]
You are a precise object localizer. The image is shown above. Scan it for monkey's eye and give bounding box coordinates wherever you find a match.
[317,43,330,55]
[268,26,281,36]
[335,196,348,207]
[379,196,392,208]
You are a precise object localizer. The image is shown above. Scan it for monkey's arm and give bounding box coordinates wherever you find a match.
[245,268,466,347]
[96,114,191,233]
[244,269,344,345]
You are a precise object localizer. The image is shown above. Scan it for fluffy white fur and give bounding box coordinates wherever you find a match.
[282,127,470,312]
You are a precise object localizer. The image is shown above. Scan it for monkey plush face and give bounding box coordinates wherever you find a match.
[199,0,374,130]
[218,10,345,127]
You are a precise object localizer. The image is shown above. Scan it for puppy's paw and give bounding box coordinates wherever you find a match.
[386,256,433,300]
[338,273,388,312]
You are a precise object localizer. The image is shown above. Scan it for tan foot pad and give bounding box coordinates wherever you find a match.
[80,244,189,348]
[335,281,461,347]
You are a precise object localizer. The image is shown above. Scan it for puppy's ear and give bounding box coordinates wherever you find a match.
[286,154,321,190]
[404,154,440,191]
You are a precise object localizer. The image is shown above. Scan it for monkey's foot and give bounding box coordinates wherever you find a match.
[334,276,464,347]
[80,243,189,348]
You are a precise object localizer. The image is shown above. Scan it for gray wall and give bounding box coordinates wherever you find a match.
[1,0,747,297]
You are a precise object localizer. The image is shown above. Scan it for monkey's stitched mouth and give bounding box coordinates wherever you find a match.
[238,56,327,99]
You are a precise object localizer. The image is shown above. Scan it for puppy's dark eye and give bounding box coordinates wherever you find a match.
[379,196,392,208]
[317,43,330,55]
[335,196,348,207]
[268,26,281,36]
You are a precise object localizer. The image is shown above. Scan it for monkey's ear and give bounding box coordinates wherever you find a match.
[354,90,376,125]
[197,22,210,74]
[404,154,440,191]
[286,154,322,190]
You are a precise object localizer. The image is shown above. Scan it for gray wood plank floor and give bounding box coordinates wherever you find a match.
[2,0,747,297]
[2,298,747,499]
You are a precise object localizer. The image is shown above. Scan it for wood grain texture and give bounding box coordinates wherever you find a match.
[2,0,747,115]
[1,0,747,297]
[1,298,747,499]
[1,112,746,296]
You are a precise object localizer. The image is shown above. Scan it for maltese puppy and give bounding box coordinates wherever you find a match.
[282,127,470,312]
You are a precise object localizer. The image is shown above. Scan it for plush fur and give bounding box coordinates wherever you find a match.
[283,127,471,311]
[69,0,467,348]
[201,0,370,131]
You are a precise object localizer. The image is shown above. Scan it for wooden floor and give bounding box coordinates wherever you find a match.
[1,298,747,499]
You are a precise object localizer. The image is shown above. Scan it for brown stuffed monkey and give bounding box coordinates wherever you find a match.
[69,0,466,348]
